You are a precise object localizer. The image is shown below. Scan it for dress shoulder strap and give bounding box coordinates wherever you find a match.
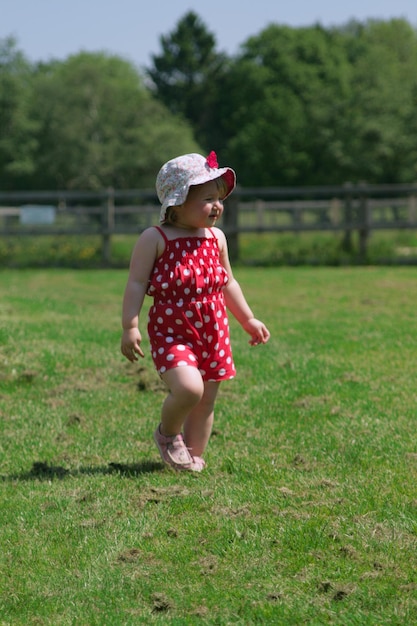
[153,225,169,244]
[207,227,219,243]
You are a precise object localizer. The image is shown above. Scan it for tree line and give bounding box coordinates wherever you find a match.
[1,12,417,191]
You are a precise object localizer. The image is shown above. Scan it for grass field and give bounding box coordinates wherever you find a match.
[1,266,416,625]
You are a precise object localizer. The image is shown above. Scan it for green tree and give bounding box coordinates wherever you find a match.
[28,52,200,190]
[217,25,352,186]
[0,37,38,190]
[341,19,417,183]
[211,19,417,186]
[149,14,417,187]
[147,11,228,151]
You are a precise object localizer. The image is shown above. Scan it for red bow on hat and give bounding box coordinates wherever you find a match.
[206,151,219,168]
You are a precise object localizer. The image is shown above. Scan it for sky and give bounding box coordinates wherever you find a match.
[2,0,417,70]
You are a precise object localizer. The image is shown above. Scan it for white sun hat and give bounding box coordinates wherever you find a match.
[156,151,236,223]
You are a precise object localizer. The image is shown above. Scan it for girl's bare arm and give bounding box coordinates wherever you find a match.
[214,227,270,345]
[121,228,162,361]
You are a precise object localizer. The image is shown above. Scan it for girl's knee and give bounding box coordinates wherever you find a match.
[163,367,204,403]
[180,384,204,405]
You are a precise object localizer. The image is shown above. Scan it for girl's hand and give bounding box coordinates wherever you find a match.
[242,318,271,346]
[121,328,145,362]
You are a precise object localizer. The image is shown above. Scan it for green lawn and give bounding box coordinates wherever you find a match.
[1,267,416,624]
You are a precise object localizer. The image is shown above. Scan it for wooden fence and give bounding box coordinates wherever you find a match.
[1,183,417,262]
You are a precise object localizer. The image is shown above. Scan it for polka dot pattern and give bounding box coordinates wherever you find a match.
[147,228,236,381]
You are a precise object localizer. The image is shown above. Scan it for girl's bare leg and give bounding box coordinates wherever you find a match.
[160,367,204,437]
[183,381,220,457]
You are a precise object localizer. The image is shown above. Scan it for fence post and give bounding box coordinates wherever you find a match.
[102,187,115,265]
[408,193,417,224]
[223,191,239,262]
[358,183,370,262]
[342,182,353,252]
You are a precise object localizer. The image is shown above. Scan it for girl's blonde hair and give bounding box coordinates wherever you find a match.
[162,176,228,226]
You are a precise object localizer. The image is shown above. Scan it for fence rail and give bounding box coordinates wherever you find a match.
[1,183,417,262]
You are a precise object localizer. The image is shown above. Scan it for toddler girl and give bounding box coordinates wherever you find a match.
[121,152,270,471]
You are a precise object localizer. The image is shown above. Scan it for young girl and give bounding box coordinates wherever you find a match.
[121,152,270,471]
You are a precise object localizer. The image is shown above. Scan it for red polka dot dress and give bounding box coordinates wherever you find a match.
[146,227,236,381]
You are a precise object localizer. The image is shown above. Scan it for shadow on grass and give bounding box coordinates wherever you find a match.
[1,460,164,482]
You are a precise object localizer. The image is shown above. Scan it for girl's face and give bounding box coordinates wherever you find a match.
[177,180,224,229]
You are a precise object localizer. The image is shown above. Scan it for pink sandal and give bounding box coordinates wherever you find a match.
[154,426,205,472]
[190,456,206,472]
